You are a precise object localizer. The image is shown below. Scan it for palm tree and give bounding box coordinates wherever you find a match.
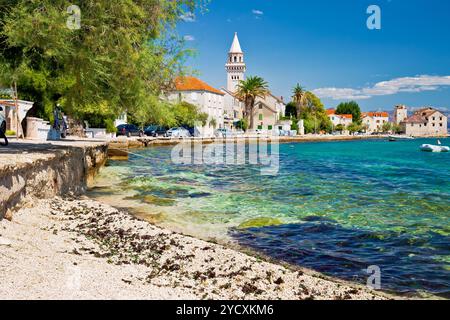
[235,76,269,130]
[292,83,307,115]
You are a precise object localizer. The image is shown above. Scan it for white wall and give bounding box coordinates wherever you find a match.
[167,90,225,137]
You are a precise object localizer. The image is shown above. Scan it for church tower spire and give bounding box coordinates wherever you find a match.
[226,32,246,92]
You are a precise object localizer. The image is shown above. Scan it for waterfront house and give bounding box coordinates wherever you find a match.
[361,112,389,133]
[221,87,244,130]
[166,76,225,137]
[399,107,447,137]
[326,109,353,130]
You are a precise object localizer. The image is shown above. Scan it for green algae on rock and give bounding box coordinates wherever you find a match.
[238,217,283,229]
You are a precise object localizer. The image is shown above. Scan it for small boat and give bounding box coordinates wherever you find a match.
[389,135,414,140]
[389,137,397,142]
[420,142,450,152]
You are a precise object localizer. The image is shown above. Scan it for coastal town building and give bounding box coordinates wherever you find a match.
[326,109,353,129]
[253,93,286,131]
[399,107,447,137]
[221,87,244,130]
[394,105,408,125]
[225,33,246,93]
[223,33,287,133]
[166,76,225,137]
[361,112,389,133]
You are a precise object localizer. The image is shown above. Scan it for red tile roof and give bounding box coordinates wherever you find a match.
[174,76,224,95]
[362,112,389,118]
[327,109,352,119]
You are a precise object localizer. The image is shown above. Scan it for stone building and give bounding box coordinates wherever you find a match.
[224,33,286,132]
[400,107,447,137]
[221,87,244,130]
[225,33,246,93]
[394,105,408,125]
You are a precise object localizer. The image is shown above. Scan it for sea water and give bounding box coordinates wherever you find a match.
[89,138,450,296]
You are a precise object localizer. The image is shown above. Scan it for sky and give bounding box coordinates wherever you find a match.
[177,0,450,112]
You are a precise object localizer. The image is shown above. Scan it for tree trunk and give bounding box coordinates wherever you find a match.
[246,97,255,130]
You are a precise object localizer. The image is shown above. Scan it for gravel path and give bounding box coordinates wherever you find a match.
[0,197,392,300]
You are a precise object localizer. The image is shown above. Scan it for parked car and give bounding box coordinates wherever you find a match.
[0,106,8,146]
[166,127,191,138]
[116,124,144,137]
[144,125,168,137]
[215,128,233,138]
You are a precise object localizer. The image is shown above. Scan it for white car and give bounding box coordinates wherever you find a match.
[166,127,191,138]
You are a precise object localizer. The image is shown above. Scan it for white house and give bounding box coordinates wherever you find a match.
[361,112,390,133]
[326,109,353,129]
[166,76,225,137]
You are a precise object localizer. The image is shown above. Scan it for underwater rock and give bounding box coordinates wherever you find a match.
[125,194,176,206]
[238,217,283,229]
[142,195,176,206]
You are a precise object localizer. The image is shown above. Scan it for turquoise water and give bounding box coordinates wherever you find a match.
[90,138,450,296]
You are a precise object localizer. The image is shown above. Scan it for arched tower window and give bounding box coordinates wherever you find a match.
[234,56,237,63]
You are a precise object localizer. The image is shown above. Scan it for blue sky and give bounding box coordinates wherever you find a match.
[177,0,450,112]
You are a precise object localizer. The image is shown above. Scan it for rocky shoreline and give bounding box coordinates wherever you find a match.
[0,196,395,300]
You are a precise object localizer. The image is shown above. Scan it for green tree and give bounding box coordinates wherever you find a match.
[292,83,307,115]
[335,124,345,132]
[347,122,362,134]
[382,122,393,133]
[392,124,403,134]
[235,76,269,130]
[170,101,208,128]
[336,101,362,124]
[235,119,248,132]
[297,91,332,134]
[0,0,204,123]
[285,102,297,118]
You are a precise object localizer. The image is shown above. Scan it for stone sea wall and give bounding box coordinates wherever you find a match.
[0,143,107,219]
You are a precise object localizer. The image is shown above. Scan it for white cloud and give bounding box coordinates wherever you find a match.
[313,75,450,100]
[183,35,195,41]
[180,12,196,22]
[252,9,264,16]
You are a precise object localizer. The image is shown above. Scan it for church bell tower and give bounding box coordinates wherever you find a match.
[226,32,246,93]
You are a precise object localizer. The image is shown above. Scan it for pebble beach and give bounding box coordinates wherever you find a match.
[0,196,391,300]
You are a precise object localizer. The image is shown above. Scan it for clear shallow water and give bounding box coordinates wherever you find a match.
[90,138,450,296]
